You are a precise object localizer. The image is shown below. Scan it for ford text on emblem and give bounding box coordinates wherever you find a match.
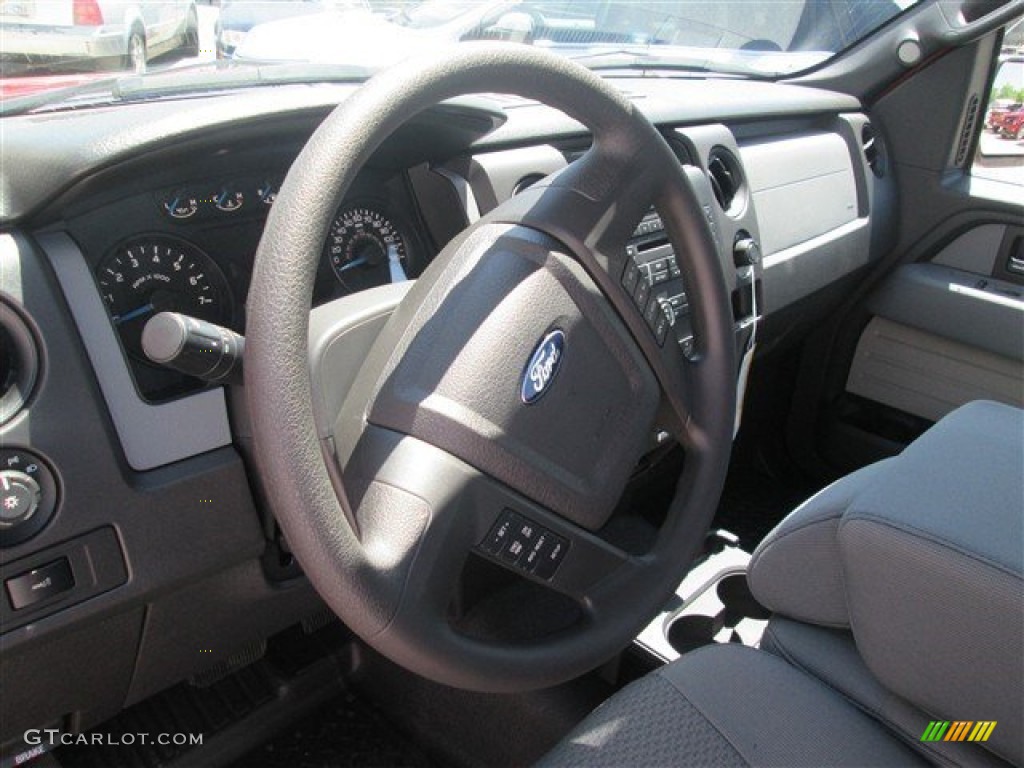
[521,330,565,405]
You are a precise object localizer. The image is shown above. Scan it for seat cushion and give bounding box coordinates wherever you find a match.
[747,400,1024,765]
[537,644,926,767]
[761,618,1012,768]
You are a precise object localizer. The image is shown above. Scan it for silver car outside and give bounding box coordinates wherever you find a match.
[0,0,198,73]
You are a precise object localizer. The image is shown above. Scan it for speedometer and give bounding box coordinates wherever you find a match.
[325,204,410,293]
[97,236,233,361]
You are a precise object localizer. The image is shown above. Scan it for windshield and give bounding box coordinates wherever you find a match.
[0,0,921,111]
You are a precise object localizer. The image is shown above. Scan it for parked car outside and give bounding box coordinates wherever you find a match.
[0,0,199,75]
[215,0,371,59]
[999,106,1024,139]
[987,98,1023,131]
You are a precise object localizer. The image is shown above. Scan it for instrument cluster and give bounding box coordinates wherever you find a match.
[91,169,430,403]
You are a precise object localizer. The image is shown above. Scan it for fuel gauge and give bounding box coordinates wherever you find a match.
[162,191,199,220]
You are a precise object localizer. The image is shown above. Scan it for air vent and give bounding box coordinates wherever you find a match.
[861,123,884,177]
[512,173,546,196]
[706,148,745,216]
[954,94,981,166]
[0,301,40,426]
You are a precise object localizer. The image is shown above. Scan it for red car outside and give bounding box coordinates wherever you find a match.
[987,100,1023,132]
[999,107,1024,140]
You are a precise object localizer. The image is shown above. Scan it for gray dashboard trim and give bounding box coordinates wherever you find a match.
[760,218,871,311]
[38,231,232,471]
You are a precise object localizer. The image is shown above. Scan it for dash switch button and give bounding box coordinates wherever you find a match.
[5,558,75,610]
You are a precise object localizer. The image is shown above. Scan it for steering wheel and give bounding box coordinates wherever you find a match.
[246,43,736,693]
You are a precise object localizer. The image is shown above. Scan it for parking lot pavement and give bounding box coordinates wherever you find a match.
[979,130,1024,157]
[975,130,1024,185]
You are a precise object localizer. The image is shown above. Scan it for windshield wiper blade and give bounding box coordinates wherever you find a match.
[111,62,373,101]
[2,61,373,116]
[564,46,771,79]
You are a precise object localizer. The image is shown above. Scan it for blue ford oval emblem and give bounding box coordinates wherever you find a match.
[521,330,565,405]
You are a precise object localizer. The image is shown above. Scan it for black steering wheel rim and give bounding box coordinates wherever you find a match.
[246,43,736,693]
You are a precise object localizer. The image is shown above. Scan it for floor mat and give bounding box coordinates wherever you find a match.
[228,694,435,768]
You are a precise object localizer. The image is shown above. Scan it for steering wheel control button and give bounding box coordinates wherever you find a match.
[5,558,75,610]
[481,512,522,555]
[533,535,569,580]
[480,512,569,579]
[502,519,539,563]
[0,449,58,548]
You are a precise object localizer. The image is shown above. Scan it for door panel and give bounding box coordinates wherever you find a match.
[791,25,1024,479]
[847,316,1023,422]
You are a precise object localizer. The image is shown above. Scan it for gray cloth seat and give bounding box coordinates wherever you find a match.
[540,401,1024,767]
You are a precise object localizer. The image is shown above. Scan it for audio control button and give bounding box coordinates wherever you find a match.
[621,259,640,295]
[633,277,651,310]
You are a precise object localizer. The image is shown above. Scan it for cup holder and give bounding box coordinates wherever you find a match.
[665,571,770,655]
[666,615,721,654]
[718,573,771,624]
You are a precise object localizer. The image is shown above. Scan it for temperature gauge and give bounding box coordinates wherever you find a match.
[214,186,245,213]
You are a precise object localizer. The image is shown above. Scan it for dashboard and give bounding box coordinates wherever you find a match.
[0,75,893,748]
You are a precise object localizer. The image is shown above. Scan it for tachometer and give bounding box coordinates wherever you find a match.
[96,236,232,361]
[325,204,410,293]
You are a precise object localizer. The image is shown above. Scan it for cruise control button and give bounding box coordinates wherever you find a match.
[502,536,528,563]
[533,535,569,580]
[522,531,552,573]
[501,517,540,564]
[480,512,520,555]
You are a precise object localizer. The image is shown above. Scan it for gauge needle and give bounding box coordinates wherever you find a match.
[114,303,154,325]
[388,244,408,283]
[338,255,369,272]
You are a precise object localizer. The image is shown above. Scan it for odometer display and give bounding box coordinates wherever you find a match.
[97,236,232,361]
[325,204,410,293]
